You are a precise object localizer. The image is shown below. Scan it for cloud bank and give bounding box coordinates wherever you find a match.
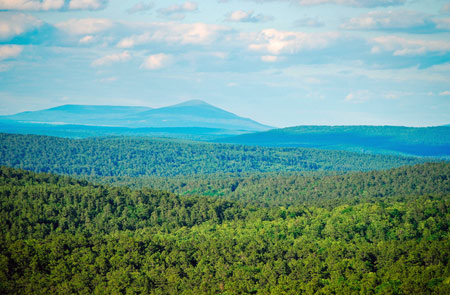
[0,0,108,11]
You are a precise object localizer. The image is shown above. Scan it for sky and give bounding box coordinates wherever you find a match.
[0,0,450,127]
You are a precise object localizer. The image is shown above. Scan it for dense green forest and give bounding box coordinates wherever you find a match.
[0,133,427,178]
[1,166,450,294]
[1,132,449,294]
[96,162,450,207]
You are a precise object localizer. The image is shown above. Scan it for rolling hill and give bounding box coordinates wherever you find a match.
[0,133,427,177]
[217,125,450,158]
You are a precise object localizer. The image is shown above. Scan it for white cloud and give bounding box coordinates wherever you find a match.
[0,12,42,40]
[345,90,372,103]
[127,1,154,14]
[238,0,406,8]
[117,33,149,48]
[69,0,107,10]
[79,35,94,44]
[209,51,227,59]
[99,77,117,82]
[158,1,198,19]
[371,36,450,56]
[383,91,412,100]
[117,23,229,48]
[247,29,339,55]
[261,55,279,62]
[226,10,273,23]
[341,10,430,30]
[0,45,23,60]
[91,51,131,67]
[294,17,324,27]
[56,18,114,35]
[301,0,405,7]
[343,11,449,32]
[0,0,107,10]
[0,0,64,10]
[439,90,450,96]
[140,53,172,70]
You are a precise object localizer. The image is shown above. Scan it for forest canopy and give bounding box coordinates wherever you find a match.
[1,165,450,294]
[0,133,428,178]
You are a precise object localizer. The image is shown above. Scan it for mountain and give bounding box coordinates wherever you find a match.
[1,104,152,127]
[122,100,271,131]
[216,125,450,158]
[0,100,271,132]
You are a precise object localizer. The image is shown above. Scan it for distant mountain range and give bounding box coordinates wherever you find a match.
[216,125,450,158]
[1,102,449,158]
[0,100,271,132]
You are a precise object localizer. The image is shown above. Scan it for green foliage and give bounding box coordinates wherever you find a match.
[0,133,428,178]
[0,167,243,239]
[1,167,450,294]
[95,162,450,207]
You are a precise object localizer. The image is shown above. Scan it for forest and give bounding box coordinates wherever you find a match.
[1,163,450,294]
[96,162,450,207]
[0,131,449,294]
[0,133,427,177]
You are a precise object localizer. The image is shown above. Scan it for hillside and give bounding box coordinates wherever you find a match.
[0,133,428,177]
[217,125,450,158]
[0,100,271,132]
[1,167,449,294]
[100,162,450,207]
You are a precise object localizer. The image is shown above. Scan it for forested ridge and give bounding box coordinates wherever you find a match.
[217,125,450,158]
[1,166,450,294]
[96,162,450,207]
[0,133,428,177]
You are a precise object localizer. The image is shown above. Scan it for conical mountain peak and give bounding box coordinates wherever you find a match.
[172,100,211,107]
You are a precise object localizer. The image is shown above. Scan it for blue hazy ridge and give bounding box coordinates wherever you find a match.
[216,125,450,158]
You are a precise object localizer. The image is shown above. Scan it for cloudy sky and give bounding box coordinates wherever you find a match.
[0,0,449,127]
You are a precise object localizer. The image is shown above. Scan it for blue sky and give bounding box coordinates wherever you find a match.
[0,0,449,127]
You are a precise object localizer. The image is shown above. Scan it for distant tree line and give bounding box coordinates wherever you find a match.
[0,133,427,178]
